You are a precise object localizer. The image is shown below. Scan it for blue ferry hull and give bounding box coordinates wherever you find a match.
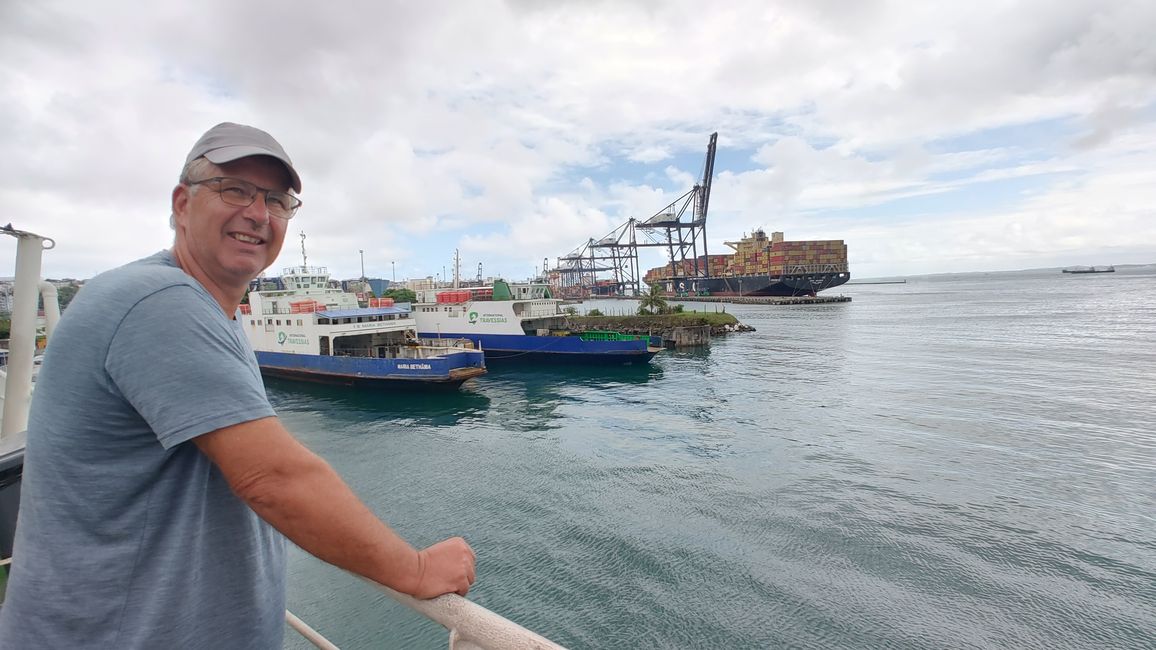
[416,332,660,364]
[254,350,486,388]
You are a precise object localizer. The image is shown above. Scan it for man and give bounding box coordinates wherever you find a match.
[0,123,476,648]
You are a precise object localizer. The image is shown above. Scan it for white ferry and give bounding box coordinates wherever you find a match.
[412,280,662,364]
[243,262,486,388]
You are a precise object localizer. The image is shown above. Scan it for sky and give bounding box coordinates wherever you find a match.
[2,0,1154,283]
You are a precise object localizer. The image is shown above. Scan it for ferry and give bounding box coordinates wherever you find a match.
[412,280,663,364]
[242,259,486,388]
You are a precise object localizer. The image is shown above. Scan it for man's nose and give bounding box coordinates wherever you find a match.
[242,193,271,225]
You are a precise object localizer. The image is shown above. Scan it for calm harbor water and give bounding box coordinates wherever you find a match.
[280,269,1156,649]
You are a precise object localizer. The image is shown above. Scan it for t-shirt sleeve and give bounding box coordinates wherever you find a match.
[105,285,276,449]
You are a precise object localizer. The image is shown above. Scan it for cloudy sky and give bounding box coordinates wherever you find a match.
[2,0,1154,283]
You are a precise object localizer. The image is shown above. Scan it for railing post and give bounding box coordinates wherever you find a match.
[2,227,54,440]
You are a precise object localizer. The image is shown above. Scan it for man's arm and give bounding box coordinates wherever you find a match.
[193,416,475,598]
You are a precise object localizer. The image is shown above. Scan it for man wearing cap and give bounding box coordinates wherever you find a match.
[0,123,476,648]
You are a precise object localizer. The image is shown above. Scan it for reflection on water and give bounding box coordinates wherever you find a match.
[469,362,666,433]
[263,362,665,431]
[483,361,664,388]
[264,376,493,427]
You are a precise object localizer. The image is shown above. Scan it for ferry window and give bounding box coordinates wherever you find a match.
[297,319,303,326]
[276,320,281,326]
[266,318,273,325]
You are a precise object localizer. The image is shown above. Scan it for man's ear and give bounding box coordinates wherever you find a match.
[172,184,190,227]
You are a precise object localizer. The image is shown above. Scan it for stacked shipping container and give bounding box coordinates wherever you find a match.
[645,230,848,280]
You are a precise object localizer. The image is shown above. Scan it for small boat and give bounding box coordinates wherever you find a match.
[1062,265,1115,274]
[243,261,486,388]
[412,280,662,364]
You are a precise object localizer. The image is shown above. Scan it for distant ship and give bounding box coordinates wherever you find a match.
[644,229,850,297]
[412,280,663,364]
[1062,266,1115,274]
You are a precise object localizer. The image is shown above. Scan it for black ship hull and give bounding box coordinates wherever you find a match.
[662,272,850,297]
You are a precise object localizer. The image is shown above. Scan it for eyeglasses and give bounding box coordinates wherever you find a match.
[187,176,303,220]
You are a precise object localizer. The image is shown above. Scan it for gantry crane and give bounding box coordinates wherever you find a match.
[549,132,718,296]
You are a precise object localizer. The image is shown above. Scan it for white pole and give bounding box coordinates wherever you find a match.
[2,229,51,439]
[39,281,60,341]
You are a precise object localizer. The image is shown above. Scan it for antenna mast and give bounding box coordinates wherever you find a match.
[300,232,307,268]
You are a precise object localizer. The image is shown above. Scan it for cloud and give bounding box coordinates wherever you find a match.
[2,0,1154,281]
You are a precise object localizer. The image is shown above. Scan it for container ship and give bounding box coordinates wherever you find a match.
[1061,266,1115,274]
[644,229,850,297]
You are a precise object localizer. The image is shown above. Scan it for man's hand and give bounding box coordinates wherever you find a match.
[412,537,477,598]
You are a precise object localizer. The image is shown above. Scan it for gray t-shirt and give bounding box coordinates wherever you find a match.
[0,251,284,648]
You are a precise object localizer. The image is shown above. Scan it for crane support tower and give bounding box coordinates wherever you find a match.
[548,132,718,297]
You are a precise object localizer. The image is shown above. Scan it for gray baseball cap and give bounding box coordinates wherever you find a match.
[185,122,302,192]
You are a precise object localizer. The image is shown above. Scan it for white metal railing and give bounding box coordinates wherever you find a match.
[286,582,566,650]
[285,610,341,650]
[419,338,477,350]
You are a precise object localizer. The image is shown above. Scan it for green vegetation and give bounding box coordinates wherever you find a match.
[382,288,417,303]
[570,310,738,329]
[55,284,79,309]
[0,315,9,339]
[637,284,671,315]
[563,306,579,316]
[586,308,603,316]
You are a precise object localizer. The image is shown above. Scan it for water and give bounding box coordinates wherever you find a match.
[279,269,1156,649]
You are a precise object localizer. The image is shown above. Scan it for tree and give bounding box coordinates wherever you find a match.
[382,288,417,303]
[55,284,80,309]
[638,284,669,316]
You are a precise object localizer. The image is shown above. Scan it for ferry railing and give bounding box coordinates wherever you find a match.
[418,337,477,350]
[286,581,566,650]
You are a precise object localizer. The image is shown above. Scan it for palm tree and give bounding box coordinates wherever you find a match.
[638,284,669,315]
